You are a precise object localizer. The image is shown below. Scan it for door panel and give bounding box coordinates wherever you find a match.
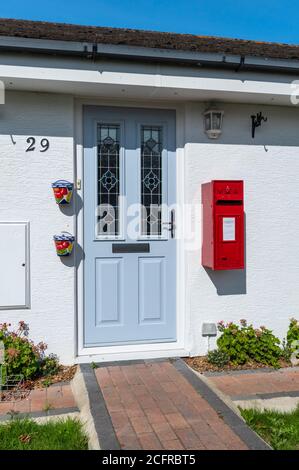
[83,106,176,347]
[95,258,123,326]
[138,257,165,324]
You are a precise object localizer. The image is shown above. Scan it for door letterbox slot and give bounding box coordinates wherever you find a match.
[112,243,150,253]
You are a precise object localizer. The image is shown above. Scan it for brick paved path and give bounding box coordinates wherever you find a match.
[95,360,248,450]
[208,368,299,398]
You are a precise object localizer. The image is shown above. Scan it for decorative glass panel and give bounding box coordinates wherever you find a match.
[97,124,120,236]
[141,126,162,236]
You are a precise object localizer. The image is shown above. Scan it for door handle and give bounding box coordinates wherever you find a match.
[162,209,175,238]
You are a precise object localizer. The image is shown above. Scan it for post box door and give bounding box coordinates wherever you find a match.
[215,214,244,269]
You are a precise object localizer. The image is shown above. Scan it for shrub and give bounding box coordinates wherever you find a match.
[217,319,281,367]
[0,322,56,380]
[207,349,230,368]
[281,338,292,362]
[39,354,60,377]
[286,318,299,359]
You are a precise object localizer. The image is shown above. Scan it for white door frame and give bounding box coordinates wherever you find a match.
[74,98,189,363]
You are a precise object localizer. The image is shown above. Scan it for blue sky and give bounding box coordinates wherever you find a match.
[1,0,298,44]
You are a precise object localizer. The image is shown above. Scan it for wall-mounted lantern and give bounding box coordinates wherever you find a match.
[53,233,75,257]
[52,180,74,205]
[203,108,224,139]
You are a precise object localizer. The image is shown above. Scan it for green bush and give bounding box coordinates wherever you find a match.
[39,354,60,377]
[0,321,56,380]
[286,318,299,359]
[207,349,230,368]
[281,338,292,362]
[217,319,281,367]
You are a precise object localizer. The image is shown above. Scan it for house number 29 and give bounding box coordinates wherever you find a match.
[26,137,50,153]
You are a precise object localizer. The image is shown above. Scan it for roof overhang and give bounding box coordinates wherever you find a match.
[0,36,298,106]
[1,35,299,73]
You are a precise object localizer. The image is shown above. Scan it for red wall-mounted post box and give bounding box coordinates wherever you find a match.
[202,180,244,270]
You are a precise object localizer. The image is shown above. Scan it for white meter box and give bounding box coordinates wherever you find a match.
[0,222,30,309]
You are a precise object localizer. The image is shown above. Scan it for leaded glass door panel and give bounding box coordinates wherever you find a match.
[83,106,176,346]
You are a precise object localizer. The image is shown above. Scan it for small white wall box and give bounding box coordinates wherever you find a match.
[202,323,217,337]
[0,222,30,309]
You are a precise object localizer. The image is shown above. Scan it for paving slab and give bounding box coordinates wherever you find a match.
[0,383,78,421]
[206,367,299,412]
[207,367,299,398]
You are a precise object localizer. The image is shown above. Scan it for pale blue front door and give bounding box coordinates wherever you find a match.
[83,106,176,347]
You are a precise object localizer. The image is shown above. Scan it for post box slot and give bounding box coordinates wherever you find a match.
[216,200,242,205]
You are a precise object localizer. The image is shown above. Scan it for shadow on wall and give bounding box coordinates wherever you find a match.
[58,191,84,268]
[59,242,85,268]
[58,191,83,217]
[203,213,247,296]
[204,267,246,295]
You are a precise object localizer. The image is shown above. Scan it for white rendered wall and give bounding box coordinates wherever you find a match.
[184,102,299,356]
[1,90,299,362]
[0,91,75,364]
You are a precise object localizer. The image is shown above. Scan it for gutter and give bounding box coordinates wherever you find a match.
[0,35,299,75]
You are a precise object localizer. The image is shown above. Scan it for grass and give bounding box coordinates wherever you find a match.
[0,418,88,450]
[240,405,299,450]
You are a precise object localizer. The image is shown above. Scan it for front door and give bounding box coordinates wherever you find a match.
[83,106,176,347]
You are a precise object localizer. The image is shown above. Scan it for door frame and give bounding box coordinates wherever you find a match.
[74,98,188,362]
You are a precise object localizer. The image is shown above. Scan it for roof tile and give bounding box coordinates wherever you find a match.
[0,18,298,61]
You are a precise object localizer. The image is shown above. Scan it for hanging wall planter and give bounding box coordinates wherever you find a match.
[52,180,74,205]
[53,232,75,257]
